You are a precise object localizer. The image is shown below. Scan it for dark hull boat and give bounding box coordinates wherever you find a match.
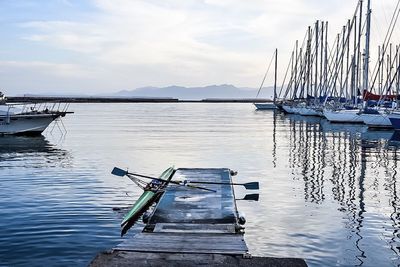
[389,113,400,130]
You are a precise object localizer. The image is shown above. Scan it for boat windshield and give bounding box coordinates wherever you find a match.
[0,92,6,104]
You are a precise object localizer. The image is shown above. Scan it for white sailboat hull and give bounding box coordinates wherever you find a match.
[298,106,321,116]
[323,109,364,123]
[0,114,59,135]
[282,105,300,114]
[254,103,276,110]
[360,113,393,128]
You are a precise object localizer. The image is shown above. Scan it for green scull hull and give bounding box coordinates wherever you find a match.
[121,166,175,236]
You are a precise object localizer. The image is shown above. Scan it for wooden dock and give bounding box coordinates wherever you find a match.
[89,168,307,267]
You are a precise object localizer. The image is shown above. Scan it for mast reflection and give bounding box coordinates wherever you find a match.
[275,114,400,265]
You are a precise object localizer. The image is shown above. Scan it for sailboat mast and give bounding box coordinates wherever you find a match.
[294,40,298,97]
[356,0,363,96]
[324,22,328,95]
[274,48,278,104]
[306,26,312,99]
[363,0,372,97]
[320,22,324,93]
[398,45,400,109]
[315,20,319,105]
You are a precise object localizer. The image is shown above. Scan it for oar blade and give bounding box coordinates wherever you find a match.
[112,167,128,177]
[244,182,259,190]
[242,194,259,201]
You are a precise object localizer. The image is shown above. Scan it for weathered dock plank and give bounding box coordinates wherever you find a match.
[89,251,308,267]
[153,223,236,233]
[115,232,247,254]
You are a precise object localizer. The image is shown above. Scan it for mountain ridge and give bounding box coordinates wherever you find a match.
[115,84,275,99]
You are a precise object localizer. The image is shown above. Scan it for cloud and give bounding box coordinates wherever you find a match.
[20,21,107,53]
[0,60,100,95]
[17,0,274,85]
[0,60,92,78]
[4,0,400,94]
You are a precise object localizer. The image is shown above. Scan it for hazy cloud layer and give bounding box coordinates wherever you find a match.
[0,0,398,95]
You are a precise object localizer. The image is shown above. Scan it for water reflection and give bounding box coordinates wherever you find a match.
[277,113,400,266]
[390,131,400,145]
[0,134,120,267]
[0,135,53,152]
[0,135,71,168]
[2,104,400,267]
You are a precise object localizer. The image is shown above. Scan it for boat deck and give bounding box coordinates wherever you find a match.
[114,168,247,255]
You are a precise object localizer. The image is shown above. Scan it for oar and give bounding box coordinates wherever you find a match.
[112,167,165,181]
[187,181,259,190]
[111,167,216,192]
[111,167,129,177]
[169,180,216,192]
[236,194,259,201]
[112,167,259,190]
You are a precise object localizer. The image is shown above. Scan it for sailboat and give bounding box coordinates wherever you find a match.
[254,102,276,110]
[358,2,400,128]
[323,0,370,123]
[281,20,329,116]
[254,49,278,110]
[360,94,395,128]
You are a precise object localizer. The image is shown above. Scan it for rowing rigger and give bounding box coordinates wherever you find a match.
[112,167,259,190]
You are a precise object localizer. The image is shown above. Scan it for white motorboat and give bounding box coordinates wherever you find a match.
[0,92,73,135]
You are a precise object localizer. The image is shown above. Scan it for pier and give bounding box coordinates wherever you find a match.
[89,168,307,267]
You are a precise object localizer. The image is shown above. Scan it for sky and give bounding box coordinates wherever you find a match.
[0,0,398,95]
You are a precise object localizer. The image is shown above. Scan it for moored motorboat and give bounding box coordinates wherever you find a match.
[0,92,72,135]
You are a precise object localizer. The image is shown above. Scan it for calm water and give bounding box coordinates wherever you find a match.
[0,103,400,267]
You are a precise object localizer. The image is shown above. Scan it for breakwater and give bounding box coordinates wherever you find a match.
[7,96,272,103]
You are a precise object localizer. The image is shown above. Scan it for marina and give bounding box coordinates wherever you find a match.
[265,0,400,131]
[2,0,400,266]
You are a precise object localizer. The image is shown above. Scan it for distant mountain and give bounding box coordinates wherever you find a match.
[115,84,275,100]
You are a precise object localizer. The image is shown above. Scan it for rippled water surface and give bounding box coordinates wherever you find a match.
[1,103,400,267]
